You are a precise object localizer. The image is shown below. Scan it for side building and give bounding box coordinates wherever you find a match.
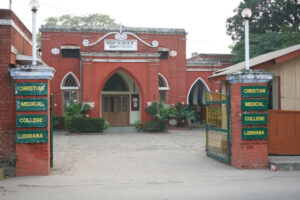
[0,9,32,161]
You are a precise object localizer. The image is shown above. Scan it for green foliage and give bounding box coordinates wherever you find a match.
[175,103,195,127]
[145,102,175,121]
[227,0,300,63]
[231,32,300,63]
[44,14,118,27]
[65,117,105,133]
[53,116,65,130]
[64,102,91,118]
[104,120,110,130]
[226,0,300,41]
[143,120,168,132]
[134,120,143,131]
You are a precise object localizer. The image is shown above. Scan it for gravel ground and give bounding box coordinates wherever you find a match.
[1,129,300,200]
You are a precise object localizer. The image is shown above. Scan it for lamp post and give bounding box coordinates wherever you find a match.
[241,8,252,70]
[29,0,40,66]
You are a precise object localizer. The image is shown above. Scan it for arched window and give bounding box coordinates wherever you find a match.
[159,76,166,87]
[60,72,80,110]
[64,75,77,87]
[158,74,169,90]
[158,73,169,103]
[103,73,128,91]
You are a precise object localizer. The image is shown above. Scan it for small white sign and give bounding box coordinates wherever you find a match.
[104,39,138,51]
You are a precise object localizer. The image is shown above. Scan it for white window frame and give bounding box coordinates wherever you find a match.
[60,72,80,90]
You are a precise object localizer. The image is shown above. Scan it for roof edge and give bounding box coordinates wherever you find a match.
[40,25,187,35]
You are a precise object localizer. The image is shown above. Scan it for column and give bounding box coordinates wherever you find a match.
[10,65,55,176]
[227,70,272,169]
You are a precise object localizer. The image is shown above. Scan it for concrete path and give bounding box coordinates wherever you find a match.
[1,129,300,200]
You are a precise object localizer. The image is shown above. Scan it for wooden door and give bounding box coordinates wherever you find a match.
[102,95,129,127]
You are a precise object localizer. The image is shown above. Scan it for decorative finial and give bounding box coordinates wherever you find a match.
[119,23,123,33]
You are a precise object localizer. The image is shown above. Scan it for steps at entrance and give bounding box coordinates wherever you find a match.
[268,156,300,171]
[105,126,138,133]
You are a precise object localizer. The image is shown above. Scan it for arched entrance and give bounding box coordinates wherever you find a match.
[101,70,141,127]
[187,78,209,123]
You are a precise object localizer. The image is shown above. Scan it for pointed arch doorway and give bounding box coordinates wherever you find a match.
[187,78,209,124]
[101,71,141,127]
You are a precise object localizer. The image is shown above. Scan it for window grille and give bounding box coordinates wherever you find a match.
[64,75,78,87]
[159,76,166,87]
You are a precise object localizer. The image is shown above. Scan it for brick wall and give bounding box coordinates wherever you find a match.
[0,9,32,162]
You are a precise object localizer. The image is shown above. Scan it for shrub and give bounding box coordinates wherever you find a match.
[143,120,168,132]
[175,103,195,127]
[145,102,175,121]
[145,102,175,132]
[65,117,105,133]
[53,116,65,130]
[134,120,143,132]
[65,102,91,118]
[104,120,109,130]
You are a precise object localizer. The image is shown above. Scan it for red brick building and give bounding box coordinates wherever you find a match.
[40,25,232,126]
[0,9,32,161]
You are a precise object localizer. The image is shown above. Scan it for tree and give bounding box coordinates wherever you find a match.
[231,31,300,63]
[226,0,300,63]
[44,14,118,27]
[227,0,300,41]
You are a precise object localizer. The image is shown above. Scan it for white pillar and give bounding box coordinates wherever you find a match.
[32,10,37,65]
[244,19,250,70]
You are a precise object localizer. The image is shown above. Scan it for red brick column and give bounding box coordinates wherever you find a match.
[15,79,51,176]
[227,70,272,169]
[10,65,55,176]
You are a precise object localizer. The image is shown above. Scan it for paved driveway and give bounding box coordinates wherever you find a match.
[1,129,300,200]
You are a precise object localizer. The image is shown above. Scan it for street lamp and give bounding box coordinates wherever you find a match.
[241,8,252,70]
[29,0,40,66]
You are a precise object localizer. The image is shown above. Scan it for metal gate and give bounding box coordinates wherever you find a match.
[205,91,231,164]
[50,94,53,168]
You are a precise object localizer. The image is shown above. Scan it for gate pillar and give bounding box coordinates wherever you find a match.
[227,70,272,169]
[10,65,55,176]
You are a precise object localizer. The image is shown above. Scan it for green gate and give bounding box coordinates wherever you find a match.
[205,91,231,164]
[50,94,53,168]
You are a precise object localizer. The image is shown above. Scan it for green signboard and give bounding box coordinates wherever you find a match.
[16,98,48,111]
[15,83,48,96]
[241,99,268,111]
[242,127,268,140]
[241,86,268,98]
[16,130,48,143]
[242,113,268,125]
[16,114,48,128]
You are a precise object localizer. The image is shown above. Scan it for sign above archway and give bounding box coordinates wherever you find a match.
[82,25,159,51]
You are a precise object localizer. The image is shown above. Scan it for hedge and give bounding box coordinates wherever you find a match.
[143,120,168,132]
[65,117,105,133]
[53,116,65,130]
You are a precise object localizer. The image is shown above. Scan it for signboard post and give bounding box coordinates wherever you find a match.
[16,130,48,143]
[16,98,48,111]
[15,82,48,96]
[242,113,268,125]
[241,99,268,111]
[241,86,268,97]
[241,128,268,140]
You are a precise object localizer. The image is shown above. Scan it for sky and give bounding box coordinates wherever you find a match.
[1,0,242,58]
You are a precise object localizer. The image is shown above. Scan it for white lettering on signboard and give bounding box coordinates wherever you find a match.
[104,39,138,51]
